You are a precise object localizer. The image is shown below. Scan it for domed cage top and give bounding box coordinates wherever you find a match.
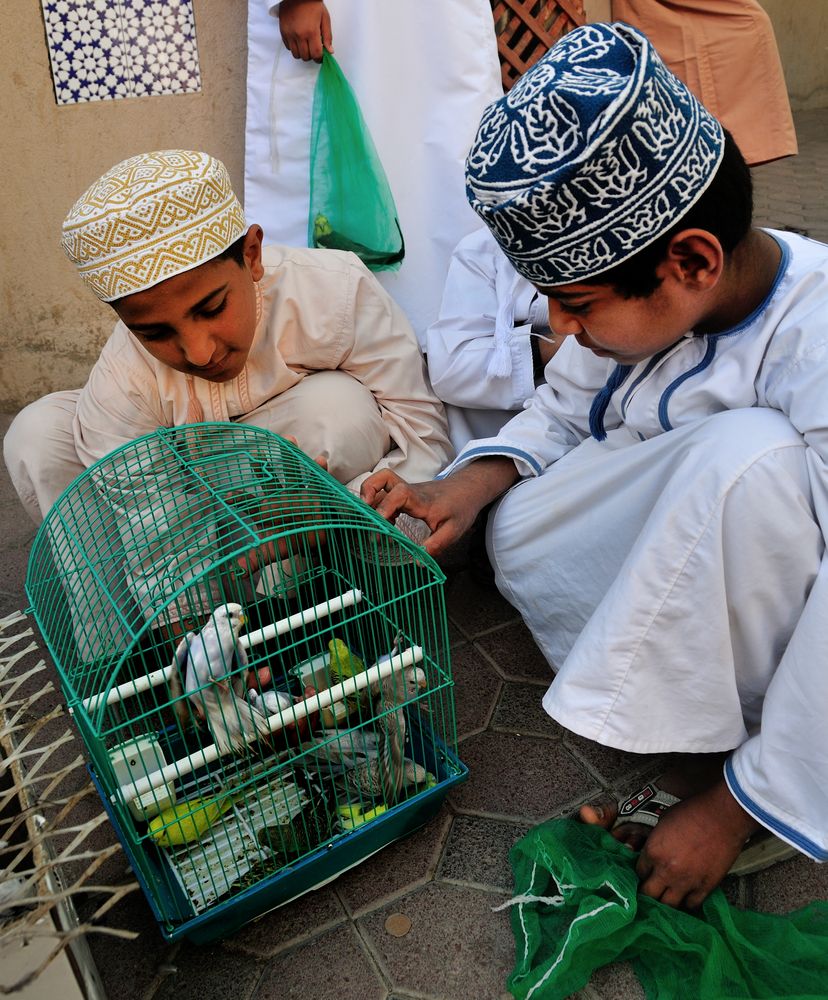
[25,423,464,941]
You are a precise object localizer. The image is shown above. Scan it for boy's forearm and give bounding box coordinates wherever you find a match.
[443,456,520,512]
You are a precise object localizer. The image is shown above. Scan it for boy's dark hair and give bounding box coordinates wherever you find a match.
[586,129,753,299]
[216,233,247,268]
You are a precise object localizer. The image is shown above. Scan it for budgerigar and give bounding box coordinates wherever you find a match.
[149,791,237,848]
[300,655,428,805]
[170,604,272,756]
[327,638,367,719]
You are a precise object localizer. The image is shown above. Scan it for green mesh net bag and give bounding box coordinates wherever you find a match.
[504,818,828,1000]
[308,52,404,272]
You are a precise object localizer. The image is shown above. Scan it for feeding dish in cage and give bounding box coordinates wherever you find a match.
[109,733,177,821]
[25,423,466,942]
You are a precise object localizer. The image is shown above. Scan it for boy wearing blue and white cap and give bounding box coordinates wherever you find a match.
[363,22,828,907]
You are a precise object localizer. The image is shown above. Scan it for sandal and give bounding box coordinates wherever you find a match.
[612,780,798,876]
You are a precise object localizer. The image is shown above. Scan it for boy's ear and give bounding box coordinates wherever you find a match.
[663,229,724,290]
[243,224,265,281]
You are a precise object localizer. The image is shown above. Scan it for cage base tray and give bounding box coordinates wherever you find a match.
[91,714,466,943]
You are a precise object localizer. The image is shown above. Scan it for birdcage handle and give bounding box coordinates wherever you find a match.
[81,589,363,715]
[112,644,424,807]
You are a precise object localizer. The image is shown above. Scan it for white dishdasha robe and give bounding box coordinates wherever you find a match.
[244,0,503,347]
[444,230,828,861]
[425,227,556,451]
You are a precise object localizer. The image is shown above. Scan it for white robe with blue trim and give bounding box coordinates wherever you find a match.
[425,227,554,451]
[446,230,828,861]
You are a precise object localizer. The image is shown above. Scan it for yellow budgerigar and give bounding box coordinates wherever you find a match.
[149,792,236,849]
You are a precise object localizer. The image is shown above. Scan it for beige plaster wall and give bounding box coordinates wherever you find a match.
[760,0,828,110]
[0,0,248,411]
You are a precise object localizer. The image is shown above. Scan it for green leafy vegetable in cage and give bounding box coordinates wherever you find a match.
[308,53,404,272]
[256,773,333,863]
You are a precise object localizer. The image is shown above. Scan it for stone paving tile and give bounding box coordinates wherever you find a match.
[562,731,660,790]
[0,570,34,614]
[85,894,176,1000]
[450,731,600,820]
[438,814,532,892]
[446,620,465,647]
[450,641,503,738]
[357,882,514,1000]
[491,680,558,738]
[753,108,828,243]
[475,621,555,683]
[445,569,520,639]
[151,942,266,1000]
[578,960,646,1000]
[254,923,386,1000]
[335,809,453,916]
[748,852,828,913]
[223,886,347,959]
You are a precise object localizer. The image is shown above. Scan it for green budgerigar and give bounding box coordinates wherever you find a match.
[326,638,368,721]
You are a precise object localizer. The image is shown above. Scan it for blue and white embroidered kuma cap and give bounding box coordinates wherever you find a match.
[465,22,725,287]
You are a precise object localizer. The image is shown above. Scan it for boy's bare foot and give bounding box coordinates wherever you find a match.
[580,753,762,909]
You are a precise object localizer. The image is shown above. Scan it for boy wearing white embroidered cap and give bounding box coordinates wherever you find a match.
[362,22,828,908]
[4,149,451,521]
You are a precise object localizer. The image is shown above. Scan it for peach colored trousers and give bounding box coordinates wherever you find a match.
[612,0,797,165]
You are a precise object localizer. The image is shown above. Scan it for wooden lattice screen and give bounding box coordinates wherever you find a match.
[492,0,586,90]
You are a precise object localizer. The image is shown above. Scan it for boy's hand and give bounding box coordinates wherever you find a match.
[279,0,333,61]
[360,458,519,558]
[635,779,760,909]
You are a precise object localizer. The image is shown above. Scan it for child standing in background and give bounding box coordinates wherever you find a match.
[244,0,503,347]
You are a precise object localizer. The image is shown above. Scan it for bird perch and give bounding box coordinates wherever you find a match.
[80,589,363,715]
[113,644,424,807]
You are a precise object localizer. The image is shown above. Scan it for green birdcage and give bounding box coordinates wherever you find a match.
[25,423,466,943]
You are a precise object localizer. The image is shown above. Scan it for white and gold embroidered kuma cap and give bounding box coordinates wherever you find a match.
[61,150,247,302]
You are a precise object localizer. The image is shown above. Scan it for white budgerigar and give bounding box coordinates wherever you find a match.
[170,604,272,756]
[247,687,294,717]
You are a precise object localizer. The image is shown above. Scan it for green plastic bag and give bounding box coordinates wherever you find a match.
[308,52,404,272]
[505,817,828,1000]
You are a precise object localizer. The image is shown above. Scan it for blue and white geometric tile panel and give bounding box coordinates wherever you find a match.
[41,0,202,105]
